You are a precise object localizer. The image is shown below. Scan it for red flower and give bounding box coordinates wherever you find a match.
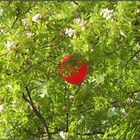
[59,54,88,85]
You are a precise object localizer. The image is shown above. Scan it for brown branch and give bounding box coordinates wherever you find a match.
[72,0,79,5]
[125,49,140,70]
[127,89,140,94]
[127,89,140,98]
[23,3,36,15]
[22,93,30,103]
[105,44,122,56]
[22,86,51,139]
[11,7,20,29]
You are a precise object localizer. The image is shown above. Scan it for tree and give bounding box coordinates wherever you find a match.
[0,1,140,139]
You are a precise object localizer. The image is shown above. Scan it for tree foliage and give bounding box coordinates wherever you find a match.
[0,1,140,139]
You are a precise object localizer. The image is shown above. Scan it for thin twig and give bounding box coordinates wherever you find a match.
[72,0,79,5]
[23,3,36,15]
[125,49,140,70]
[11,7,20,29]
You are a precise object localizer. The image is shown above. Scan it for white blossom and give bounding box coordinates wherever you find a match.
[69,95,75,101]
[111,107,116,112]
[32,13,42,23]
[134,92,139,97]
[74,18,87,31]
[100,8,114,20]
[6,41,14,50]
[133,56,138,61]
[120,30,126,37]
[126,98,133,104]
[59,131,67,139]
[0,105,3,112]
[22,18,29,26]
[65,28,75,37]
[27,32,34,38]
[0,29,6,35]
[74,18,81,24]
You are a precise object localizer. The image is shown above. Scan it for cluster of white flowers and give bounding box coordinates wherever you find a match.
[65,28,75,37]
[6,41,15,50]
[59,131,68,139]
[32,13,42,23]
[22,14,42,27]
[126,98,133,104]
[74,18,81,24]
[22,18,29,27]
[74,18,87,31]
[134,92,139,98]
[69,95,75,101]
[0,105,3,112]
[27,32,34,38]
[100,8,114,20]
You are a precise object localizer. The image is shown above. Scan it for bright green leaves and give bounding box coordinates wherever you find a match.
[0,1,140,139]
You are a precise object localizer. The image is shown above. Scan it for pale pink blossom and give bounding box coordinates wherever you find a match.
[69,95,75,101]
[22,18,29,26]
[65,28,75,37]
[32,13,42,23]
[100,8,114,20]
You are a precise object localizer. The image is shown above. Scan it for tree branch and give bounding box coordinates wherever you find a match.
[23,3,36,15]
[22,86,51,139]
[125,49,140,70]
[11,7,20,29]
[72,0,79,6]
[127,89,140,94]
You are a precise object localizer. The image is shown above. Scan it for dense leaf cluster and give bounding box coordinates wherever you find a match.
[0,1,140,139]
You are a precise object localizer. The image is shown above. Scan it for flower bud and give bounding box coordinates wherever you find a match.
[62,106,68,113]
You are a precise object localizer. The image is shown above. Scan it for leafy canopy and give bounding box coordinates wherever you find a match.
[0,1,140,139]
